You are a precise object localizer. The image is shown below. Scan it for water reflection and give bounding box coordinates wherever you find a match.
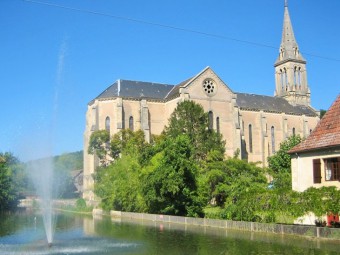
[1,210,340,255]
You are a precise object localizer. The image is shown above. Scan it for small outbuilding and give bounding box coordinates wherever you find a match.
[289,94,340,192]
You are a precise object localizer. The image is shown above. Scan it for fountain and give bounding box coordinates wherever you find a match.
[26,156,56,247]
[22,40,67,248]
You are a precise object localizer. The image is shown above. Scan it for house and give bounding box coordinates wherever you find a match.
[290,94,340,192]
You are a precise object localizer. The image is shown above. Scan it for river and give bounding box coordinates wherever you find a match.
[0,209,339,254]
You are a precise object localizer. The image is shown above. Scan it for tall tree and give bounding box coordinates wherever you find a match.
[87,130,110,166]
[267,135,302,191]
[141,135,203,217]
[163,100,225,161]
[94,130,148,211]
[268,135,302,174]
[110,129,147,160]
[94,154,146,212]
[0,153,20,210]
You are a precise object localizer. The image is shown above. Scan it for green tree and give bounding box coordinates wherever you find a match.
[94,155,146,212]
[163,100,225,161]
[88,130,110,166]
[141,135,203,217]
[94,130,148,211]
[268,135,302,174]
[199,150,226,206]
[267,135,302,191]
[320,109,327,119]
[110,129,148,160]
[0,153,20,210]
[219,158,268,221]
[53,151,83,198]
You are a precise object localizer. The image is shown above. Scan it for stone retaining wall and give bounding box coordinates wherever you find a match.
[19,198,77,208]
[99,210,340,240]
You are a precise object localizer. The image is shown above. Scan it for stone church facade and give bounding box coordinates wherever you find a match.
[83,2,319,201]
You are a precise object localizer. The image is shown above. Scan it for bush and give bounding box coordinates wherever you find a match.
[315,219,326,227]
[76,198,87,210]
[330,221,340,228]
[204,206,223,219]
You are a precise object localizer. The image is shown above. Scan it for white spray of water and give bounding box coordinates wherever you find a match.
[25,38,68,246]
[27,158,55,244]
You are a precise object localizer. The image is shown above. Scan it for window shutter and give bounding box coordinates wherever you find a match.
[313,159,322,184]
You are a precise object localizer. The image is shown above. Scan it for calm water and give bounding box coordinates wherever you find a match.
[1,209,340,255]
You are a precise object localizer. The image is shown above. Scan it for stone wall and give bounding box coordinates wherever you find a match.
[100,210,340,240]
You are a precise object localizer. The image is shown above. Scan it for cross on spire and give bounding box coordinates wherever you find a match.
[284,0,288,7]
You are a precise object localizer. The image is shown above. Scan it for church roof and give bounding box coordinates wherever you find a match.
[165,77,192,100]
[289,94,340,154]
[93,78,317,117]
[236,93,317,116]
[95,79,174,100]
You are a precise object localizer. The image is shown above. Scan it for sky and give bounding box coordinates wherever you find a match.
[1,0,339,162]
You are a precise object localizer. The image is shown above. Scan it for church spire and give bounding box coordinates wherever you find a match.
[276,0,305,64]
[274,1,310,106]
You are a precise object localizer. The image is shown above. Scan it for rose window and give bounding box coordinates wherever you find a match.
[203,78,216,96]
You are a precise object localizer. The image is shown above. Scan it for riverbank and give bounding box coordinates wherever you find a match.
[19,198,77,208]
[93,209,340,241]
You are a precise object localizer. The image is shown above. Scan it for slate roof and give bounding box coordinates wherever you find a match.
[92,78,318,118]
[289,94,340,153]
[236,93,317,116]
[95,79,174,100]
[165,77,193,100]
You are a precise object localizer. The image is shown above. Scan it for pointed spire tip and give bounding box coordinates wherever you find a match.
[284,0,288,7]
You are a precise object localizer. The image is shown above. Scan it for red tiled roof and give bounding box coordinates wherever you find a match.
[289,94,340,153]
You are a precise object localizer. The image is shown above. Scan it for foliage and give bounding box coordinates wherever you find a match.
[90,102,340,224]
[88,130,110,165]
[76,198,87,209]
[320,109,327,119]
[0,150,83,210]
[141,135,203,217]
[163,100,225,161]
[218,159,268,222]
[54,151,83,171]
[53,151,83,198]
[204,206,224,219]
[75,198,93,212]
[94,130,151,212]
[0,153,20,210]
[94,154,146,212]
[267,135,302,175]
[110,129,149,162]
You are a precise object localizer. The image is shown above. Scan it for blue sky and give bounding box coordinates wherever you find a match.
[1,0,339,161]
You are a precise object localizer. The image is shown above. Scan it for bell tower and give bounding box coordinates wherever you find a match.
[274,0,311,106]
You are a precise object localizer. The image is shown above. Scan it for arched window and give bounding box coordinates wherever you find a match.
[208,111,213,130]
[294,66,298,87]
[280,69,284,90]
[271,126,275,154]
[105,116,110,134]
[249,124,253,153]
[298,67,302,88]
[216,117,220,134]
[292,127,296,136]
[284,68,288,91]
[129,116,134,131]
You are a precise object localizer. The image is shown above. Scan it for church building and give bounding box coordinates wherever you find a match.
[83,2,319,201]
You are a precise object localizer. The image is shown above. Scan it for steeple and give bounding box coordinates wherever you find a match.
[276,0,305,64]
[274,0,311,106]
